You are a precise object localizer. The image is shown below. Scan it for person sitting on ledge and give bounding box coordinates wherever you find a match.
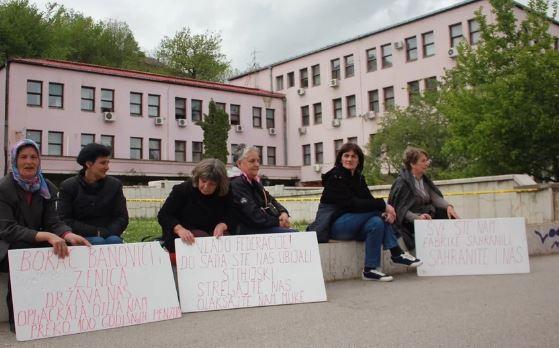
[158,158,233,251]
[307,142,421,282]
[58,143,128,245]
[0,139,90,333]
[388,146,460,251]
[230,145,297,234]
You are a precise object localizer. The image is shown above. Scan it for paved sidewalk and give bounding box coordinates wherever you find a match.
[1,254,558,347]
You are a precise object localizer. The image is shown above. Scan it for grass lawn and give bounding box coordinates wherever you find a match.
[122,218,310,243]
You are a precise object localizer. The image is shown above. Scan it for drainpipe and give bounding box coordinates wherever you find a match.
[3,60,10,176]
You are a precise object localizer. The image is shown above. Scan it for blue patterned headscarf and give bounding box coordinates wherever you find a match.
[10,139,51,199]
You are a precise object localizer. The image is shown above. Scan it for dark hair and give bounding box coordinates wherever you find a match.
[403,146,429,170]
[335,142,365,173]
[77,143,111,167]
[16,144,39,158]
[191,158,229,196]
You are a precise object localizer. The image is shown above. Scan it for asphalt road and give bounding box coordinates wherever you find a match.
[1,254,558,347]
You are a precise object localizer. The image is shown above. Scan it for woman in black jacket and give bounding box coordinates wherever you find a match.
[59,143,128,245]
[308,143,421,282]
[158,159,233,251]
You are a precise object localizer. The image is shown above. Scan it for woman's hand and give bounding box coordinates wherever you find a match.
[279,212,290,228]
[213,223,228,238]
[447,205,460,219]
[384,204,397,224]
[419,213,432,220]
[174,224,195,245]
[64,232,91,247]
[35,231,68,258]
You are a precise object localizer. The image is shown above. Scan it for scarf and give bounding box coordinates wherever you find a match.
[10,139,51,199]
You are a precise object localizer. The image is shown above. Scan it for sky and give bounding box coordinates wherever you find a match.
[31,0,532,71]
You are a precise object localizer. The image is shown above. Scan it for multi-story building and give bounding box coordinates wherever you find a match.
[1,0,558,184]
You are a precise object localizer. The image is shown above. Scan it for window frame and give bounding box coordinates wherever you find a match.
[299,68,309,88]
[81,86,95,112]
[148,94,160,118]
[175,140,186,162]
[267,146,276,166]
[230,104,240,125]
[468,19,481,45]
[381,44,393,68]
[81,133,95,149]
[383,86,395,110]
[100,135,114,157]
[344,54,354,78]
[191,99,202,122]
[422,31,435,57]
[130,137,143,160]
[26,80,42,107]
[276,75,284,90]
[314,142,323,164]
[266,108,275,129]
[130,92,143,117]
[192,141,203,162]
[148,138,161,160]
[333,98,342,119]
[313,102,322,125]
[331,58,340,79]
[368,89,379,113]
[405,36,418,62]
[175,97,186,119]
[48,82,64,109]
[26,130,42,151]
[450,23,464,47]
[311,64,320,86]
[100,89,115,112]
[366,48,377,72]
[346,95,356,118]
[252,107,262,128]
[301,105,310,126]
[302,144,311,166]
[47,131,63,156]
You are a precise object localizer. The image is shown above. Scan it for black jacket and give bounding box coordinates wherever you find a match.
[230,174,288,232]
[58,174,128,238]
[157,179,234,244]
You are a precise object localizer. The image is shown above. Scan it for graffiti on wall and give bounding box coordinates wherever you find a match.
[534,228,559,249]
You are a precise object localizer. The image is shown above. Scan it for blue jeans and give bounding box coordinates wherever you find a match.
[86,235,124,245]
[331,212,399,268]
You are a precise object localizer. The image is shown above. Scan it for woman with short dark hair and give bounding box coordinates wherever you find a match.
[58,142,128,245]
[158,158,233,250]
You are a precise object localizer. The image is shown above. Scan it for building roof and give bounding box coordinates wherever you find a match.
[6,58,284,99]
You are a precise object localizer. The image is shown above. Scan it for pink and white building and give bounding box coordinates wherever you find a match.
[1,0,558,184]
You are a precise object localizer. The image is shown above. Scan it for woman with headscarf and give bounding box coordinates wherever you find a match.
[0,139,90,333]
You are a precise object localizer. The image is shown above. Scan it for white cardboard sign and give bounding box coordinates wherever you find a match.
[175,232,327,313]
[415,217,530,276]
[8,242,181,341]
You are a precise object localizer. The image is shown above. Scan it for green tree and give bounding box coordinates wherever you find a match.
[364,96,452,184]
[156,27,231,82]
[198,100,231,163]
[439,0,559,181]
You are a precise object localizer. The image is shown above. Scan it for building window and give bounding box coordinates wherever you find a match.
[149,139,161,160]
[331,58,340,79]
[276,75,284,90]
[192,141,203,162]
[254,146,263,160]
[230,144,239,164]
[287,72,295,88]
[347,137,358,144]
[383,86,395,110]
[175,141,186,162]
[266,109,275,129]
[344,54,354,78]
[366,48,377,72]
[81,134,95,148]
[469,19,481,45]
[101,89,114,112]
[130,92,142,116]
[215,102,226,112]
[407,80,420,104]
[368,90,379,113]
[48,83,63,108]
[267,146,276,165]
[191,99,202,122]
[148,94,160,117]
[252,107,262,128]
[311,64,320,86]
[175,97,186,119]
[301,105,310,126]
[381,44,393,68]
[27,80,42,107]
[406,36,418,62]
[26,130,42,151]
[334,139,343,158]
[48,131,63,156]
[100,135,114,157]
[333,98,342,119]
[130,137,143,160]
[302,144,311,165]
[313,103,322,124]
[425,76,437,92]
[422,31,435,57]
[230,104,240,125]
[300,68,308,88]
[450,23,464,47]
[314,142,323,164]
[81,86,95,111]
[346,95,356,118]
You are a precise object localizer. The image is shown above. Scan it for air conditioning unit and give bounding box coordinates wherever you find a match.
[328,79,338,88]
[268,127,277,135]
[103,112,115,122]
[364,111,377,120]
[332,119,341,127]
[298,127,307,135]
[154,117,164,125]
[297,88,306,96]
[394,41,404,49]
[448,47,459,58]
[313,164,322,173]
[235,124,243,133]
[177,118,187,127]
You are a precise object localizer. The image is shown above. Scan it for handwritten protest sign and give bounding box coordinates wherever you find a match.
[8,242,181,341]
[415,218,530,276]
[175,232,327,313]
